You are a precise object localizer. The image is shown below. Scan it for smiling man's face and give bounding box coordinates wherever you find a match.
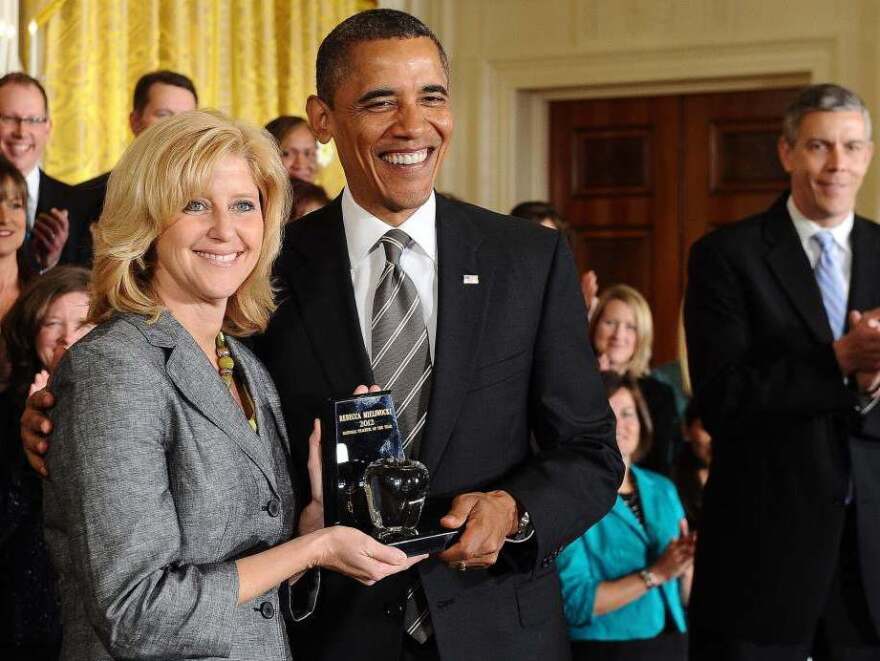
[308,37,453,225]
[0,82,50,176]
[778,110,874,227]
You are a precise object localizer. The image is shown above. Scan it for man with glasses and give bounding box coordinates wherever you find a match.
[0,72,89,268]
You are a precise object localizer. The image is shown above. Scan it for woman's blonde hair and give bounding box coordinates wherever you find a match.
[589,284,654,378]
[89,110,290,336]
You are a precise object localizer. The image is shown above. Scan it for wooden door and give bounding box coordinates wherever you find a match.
[681,88,797,257]
[549,87,798,364]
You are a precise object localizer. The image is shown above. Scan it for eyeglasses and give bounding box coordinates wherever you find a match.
[0,114,48,127]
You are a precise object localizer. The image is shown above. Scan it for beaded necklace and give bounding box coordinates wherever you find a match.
[215,331,258,432]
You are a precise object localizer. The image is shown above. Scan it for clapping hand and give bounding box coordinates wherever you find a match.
[848,310,880,397]
[32,207,69,269]
[650,519,696,583]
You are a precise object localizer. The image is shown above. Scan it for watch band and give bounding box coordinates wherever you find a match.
[506,509,534,543]
[639,569,659,589]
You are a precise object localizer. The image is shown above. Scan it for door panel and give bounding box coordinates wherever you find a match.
[550,87,799,364]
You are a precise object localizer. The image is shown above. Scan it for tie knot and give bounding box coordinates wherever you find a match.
[812,230,836,253]
[379,229,412,266]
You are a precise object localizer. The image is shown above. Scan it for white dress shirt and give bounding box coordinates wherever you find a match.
[341,187,438,360]
[25,166,40,231]
[788,195,854,299]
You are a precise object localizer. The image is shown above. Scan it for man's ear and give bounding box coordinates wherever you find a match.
[129,111,142,136]
[777,135,794,174]
[306,95,333,144]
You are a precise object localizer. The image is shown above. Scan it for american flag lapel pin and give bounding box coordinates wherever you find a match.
[463,274,479,285]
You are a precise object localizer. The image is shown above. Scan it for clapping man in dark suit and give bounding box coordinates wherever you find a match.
[0,73,86,268]
[258,9,622,661]
[686,83,880,660]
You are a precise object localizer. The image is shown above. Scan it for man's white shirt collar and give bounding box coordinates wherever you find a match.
[25,166,40,230]
[788,195,853,253]
[341,187,437,266]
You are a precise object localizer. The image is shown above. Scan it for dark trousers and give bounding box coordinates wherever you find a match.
[690,506,880,661]
[572,632,687,660]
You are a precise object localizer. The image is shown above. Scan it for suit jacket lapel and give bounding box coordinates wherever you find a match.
[228,336,289,464]
[284,199,373,395]
[128,312,279,492]
[36,169,57,215]
[764,196,834,343]
[847,216,880,316]
[419,197,491,473]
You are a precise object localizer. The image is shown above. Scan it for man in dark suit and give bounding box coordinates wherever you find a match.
[76,70,198,227]
[685,83,880,660]
[259,9,622,661]
[20,10,621,660]
[0,72,88,267]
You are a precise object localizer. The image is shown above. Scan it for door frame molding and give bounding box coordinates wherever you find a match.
[479,39,829,213]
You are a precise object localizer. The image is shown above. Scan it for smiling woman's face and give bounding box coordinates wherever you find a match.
[152,155,264,310]
[0,176,26,258]
[35,291,94,369]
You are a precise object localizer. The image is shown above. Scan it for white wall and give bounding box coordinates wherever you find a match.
[384,0,880,218]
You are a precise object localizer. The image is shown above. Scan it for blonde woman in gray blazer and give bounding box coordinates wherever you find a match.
[43,111,422,660]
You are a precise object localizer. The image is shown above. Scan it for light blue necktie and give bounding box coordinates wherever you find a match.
[812,230,847,339]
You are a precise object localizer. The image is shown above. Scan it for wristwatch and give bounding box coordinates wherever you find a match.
[506,508,534,543]
[639,569,659,589]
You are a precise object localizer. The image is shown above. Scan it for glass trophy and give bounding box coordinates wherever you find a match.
[324,391,460,555]
[364,456,429,542]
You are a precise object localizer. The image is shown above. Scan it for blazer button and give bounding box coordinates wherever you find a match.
[266,499,281,517]
[258,601,275,619]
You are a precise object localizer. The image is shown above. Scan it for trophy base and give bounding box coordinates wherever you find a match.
[385,528,462,556]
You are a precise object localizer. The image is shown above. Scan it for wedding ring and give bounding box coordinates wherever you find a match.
[453,561,467,572]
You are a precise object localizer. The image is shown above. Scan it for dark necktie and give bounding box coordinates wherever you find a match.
[370,228,434,644]
[371,228,433,459]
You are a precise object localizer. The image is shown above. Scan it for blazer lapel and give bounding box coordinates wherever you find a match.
[230,336,290,458]
[609,495,649,544]
[130,312,279,492]
[631,468,662,550]
[419,197,492,473]
[285,199,373,395]
[847,216,880,316]
[763,197,834,343]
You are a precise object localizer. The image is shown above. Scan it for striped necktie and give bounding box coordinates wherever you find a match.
[371,229,435,645]
[371,228,433,459]
[812,230,847,339]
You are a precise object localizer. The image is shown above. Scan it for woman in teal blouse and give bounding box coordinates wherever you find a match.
[557,372,695,660]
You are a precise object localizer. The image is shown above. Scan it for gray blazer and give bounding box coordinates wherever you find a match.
[44,311,303,660]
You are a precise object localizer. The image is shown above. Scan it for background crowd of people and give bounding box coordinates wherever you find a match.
[1,7,879,661]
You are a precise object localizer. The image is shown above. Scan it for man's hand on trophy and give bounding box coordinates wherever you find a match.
[437,490,519,570]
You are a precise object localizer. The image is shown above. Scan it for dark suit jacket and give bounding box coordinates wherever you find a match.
[684,194,880,643]
[35,170,92,267]
[258,194,623,661]
[636,375,681,476]
[74,170,110,225]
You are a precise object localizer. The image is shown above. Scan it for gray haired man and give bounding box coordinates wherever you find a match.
[685,83,880,659]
